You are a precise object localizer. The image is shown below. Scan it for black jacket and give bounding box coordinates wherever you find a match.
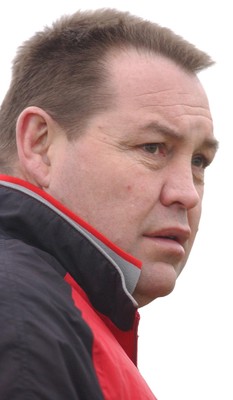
[0,175,156,399]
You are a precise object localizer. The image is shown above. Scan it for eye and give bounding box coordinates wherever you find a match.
[192,154,209,169]
[142,143,166,155]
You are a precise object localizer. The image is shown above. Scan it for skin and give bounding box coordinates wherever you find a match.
[16,48,218,307]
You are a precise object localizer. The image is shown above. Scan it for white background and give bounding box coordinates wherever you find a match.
[0,1,232,399]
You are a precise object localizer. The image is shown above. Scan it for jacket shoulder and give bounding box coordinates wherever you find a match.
[0,237,104,400]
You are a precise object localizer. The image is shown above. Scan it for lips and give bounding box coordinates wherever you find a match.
[144,227,191,247]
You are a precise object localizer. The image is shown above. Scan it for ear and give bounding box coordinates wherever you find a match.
[16,106,53,188]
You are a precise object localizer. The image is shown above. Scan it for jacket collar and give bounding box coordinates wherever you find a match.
[0,175,141,329]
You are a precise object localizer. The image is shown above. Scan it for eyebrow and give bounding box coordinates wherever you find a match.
[140,121,219,153]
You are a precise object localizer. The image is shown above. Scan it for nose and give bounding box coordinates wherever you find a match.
[160,162,201,210]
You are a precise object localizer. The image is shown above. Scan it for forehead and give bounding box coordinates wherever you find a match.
[105,48,214,141]
[107,48,209,106]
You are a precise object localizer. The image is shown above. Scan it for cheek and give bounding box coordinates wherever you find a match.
[188,205,202,240]
[121,175,162,219]
[122,180,152,204]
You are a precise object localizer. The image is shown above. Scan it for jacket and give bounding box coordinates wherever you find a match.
[0,175,157,399]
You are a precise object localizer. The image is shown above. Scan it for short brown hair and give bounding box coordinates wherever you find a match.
[0,8,214,171]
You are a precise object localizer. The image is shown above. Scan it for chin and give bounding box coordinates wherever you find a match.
[133,267,178,307]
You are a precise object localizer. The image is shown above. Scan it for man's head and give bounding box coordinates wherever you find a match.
[0,9,218,306]
[0,8,213,171]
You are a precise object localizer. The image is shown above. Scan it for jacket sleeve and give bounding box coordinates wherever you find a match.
[0,240,104,400]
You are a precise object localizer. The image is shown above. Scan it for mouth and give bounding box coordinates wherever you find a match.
[144,228,191,247]
[143,233,188,262]
[155,235,181,246]
[158,235,177,240]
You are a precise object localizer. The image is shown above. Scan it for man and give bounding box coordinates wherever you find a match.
[0,8,218,400]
